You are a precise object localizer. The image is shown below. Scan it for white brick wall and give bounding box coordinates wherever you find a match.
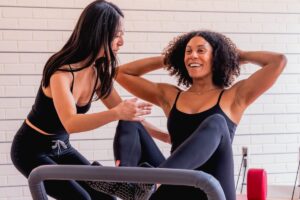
[0,0,299,199]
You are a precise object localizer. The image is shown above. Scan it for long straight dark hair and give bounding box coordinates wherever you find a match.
[42,0,124,98]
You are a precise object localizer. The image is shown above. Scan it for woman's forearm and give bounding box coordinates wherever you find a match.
[239,50,286,69]
[65,98,152,134]
[64,109,119,134]
[118,56,164,76]
[141,120,171,144]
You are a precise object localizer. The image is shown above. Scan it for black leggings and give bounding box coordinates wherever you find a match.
[11,122,115,200]
[113,114,236,200]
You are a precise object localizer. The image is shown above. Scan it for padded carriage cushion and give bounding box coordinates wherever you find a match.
[247,168,267,200]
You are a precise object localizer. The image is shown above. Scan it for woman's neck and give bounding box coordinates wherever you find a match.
[188,77,218,93]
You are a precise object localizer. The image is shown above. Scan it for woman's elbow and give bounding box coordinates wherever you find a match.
[64,125,74,134]
[62,119,76,134]
[277,53,287,71]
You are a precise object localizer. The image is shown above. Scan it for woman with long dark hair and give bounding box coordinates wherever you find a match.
[10,1,153,199]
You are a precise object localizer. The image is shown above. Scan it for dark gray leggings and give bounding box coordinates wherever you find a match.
[113,114,236,200]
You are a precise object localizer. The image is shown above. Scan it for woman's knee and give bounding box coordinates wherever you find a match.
[201,114,229,135]
[203,114,226,126]
[116,120,141,131]
[204,115,232,147]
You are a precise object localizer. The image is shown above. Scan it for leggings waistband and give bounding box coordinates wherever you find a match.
[14,121,71,156]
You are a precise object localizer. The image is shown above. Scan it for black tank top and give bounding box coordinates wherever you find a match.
[27,66,98,135]
[167,90,237,152]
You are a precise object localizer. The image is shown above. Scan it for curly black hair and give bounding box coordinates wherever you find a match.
[163,30,240,88]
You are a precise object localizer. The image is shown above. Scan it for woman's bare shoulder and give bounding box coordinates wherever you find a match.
[157,83,181,114]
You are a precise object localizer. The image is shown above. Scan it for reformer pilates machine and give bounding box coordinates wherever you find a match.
[28,165,226,200]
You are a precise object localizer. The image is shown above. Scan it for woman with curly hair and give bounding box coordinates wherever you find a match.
[90,30,286,200]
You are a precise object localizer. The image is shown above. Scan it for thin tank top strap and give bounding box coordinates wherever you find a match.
[173,90,182,106]
[88,67,98,103]
[68,64,75,93]
[217,90,225,105]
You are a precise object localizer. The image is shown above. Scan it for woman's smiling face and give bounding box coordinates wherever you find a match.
[184,36,213,79]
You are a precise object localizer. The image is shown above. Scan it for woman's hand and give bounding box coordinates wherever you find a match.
[113,98,152,121]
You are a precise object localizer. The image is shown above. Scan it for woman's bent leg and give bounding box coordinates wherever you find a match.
[154,114,236,200]
[113,120,165,167]
[10,122,107,200]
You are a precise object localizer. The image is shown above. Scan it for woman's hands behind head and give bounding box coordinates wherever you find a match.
[113,98,152,121]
